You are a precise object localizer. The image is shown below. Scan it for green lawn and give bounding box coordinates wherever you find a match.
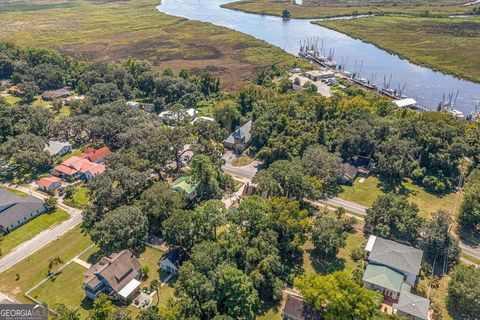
[137,246,166,288]
[231,155,254,167]
[73,186,90,206]
[30,262,92,317]
[303,231,367,276]
[339,176,461,219]
[0,209,69,256]
[0,226,93,303]
[4,95,22,105]
[31,96,50,108]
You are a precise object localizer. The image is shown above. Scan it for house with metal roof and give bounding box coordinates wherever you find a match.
[393,291,430,320]
[366,235,423,286]
[44,140,72,157]
[83,250,142,303]
[363,235,430,320]
[0,189,45,234]
[171,176,198,200]
[223,120,252,153]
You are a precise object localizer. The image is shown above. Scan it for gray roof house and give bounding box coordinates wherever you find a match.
[282,295,321,320]
[393,291,430,320]
[0,189,45,234]
[363,235,430,320]
[223,120,252,152]
[44,140,73,157]
[159,248,187,275]
[367,236,423,282]
[84,250,142,303]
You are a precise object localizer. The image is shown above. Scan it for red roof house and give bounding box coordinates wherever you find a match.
[54,156,106,181]
[80,147,112,163]
[37,176,62,192]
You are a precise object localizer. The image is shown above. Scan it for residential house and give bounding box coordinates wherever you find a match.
[7,86,24,97]
[171,176,198,200]
[159,248,187,275]
[41,88,72,101]
[83,250,142,303]
[80,147,112,163]
[191,116,216,124]
[126,101,141,108]
[340,156,373,183]
[393,291,431,320]
[362,235,430,320]
[223,120,252,153]
[340,163,358,184]
[159,108,197,123]
[0,189,45,234]
[54,156,105,181]
[44,140,72,157]
[282,295,320,320]
[37,176,62,192]
[351,156,373,177]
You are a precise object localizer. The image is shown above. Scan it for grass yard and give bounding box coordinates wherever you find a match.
[0,0,301,89]
[4,95,22,105]
[137,246,167,288]
[64,184,91,209]
[316,16,480,83]
[231,155,254,167]
[0,209,69,256]
[30,262,92,317]
[0,226,93,303]
[303,231,367,276]
[223,0,473,19]
[339,176,461,219]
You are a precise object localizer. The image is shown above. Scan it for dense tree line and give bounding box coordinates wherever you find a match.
[246,87,479,193]
[162,196,310,319]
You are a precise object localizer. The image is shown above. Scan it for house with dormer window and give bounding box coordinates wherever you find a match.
[83,250,142,303]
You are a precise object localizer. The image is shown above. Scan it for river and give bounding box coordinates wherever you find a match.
[157,0,480,113]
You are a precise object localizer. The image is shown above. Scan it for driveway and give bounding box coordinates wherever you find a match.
[0,184,83,273]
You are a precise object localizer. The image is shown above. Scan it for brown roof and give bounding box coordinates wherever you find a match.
[342,163,358,180]
[283,296,321,320]
[84,250,141,293]
[41,88,72,100]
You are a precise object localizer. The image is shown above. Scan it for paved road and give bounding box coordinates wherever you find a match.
[0,184,83,273]
[221,151,261,181]
[317,196,480,264]
[324,197,367,215]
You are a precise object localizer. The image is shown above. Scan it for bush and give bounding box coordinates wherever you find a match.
[350,246,364,262]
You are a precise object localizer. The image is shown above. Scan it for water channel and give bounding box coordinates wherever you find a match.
[158,0,480,113]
